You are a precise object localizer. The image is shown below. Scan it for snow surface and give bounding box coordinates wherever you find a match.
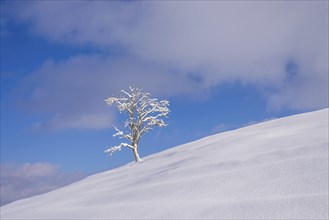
[1,109,328,219]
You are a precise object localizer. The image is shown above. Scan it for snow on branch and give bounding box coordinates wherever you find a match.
[104,86,170,161]
[104,143,133,156]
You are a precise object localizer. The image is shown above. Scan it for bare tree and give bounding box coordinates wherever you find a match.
[104,87,170,162]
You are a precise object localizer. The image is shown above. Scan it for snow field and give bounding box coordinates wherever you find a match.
[1,108,328,219]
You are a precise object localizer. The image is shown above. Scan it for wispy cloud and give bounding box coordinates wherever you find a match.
[211,117,277,134]
[14,55,201,131]
[211,124,239,134]
[4,1,328,130]
[0,162,86,206]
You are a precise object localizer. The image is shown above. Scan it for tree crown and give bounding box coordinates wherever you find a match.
[104,86,170,160]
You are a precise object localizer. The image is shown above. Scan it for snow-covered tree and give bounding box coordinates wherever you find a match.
[104,87,170,162]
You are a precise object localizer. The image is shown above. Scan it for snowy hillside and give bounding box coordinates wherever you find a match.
[1,109,328,219]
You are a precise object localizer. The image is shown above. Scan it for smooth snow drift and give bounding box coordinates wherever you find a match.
[1,109,328,219]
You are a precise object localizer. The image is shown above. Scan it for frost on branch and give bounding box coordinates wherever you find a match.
[104,143,132,156]
[104,87,170,162]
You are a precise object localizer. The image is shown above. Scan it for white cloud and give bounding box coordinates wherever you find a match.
[32,112,113,131]
[0,162,86,206]
[211,117,277,134]
[211,124,239,134]
[5,1,328,129]
[15,55,202,131]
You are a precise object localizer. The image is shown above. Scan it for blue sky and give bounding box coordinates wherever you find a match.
[1,1,328,205]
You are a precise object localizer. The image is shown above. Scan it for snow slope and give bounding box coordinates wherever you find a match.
[1,109,328,219]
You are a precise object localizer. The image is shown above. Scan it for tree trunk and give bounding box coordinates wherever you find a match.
[133,144,142,162]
